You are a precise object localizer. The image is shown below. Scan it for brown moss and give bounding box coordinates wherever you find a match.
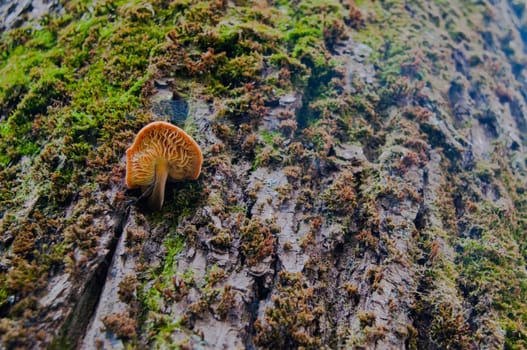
[322,171,357,216]
[6,257,47,298]
[345,0,365,28]
[343,282,360,304]
[247,181,263,201]
[213,123,233,139]
[101,312,137,340]
[207,267,226,287]
[323,18,349,50]
[240,216,277,266]
[296,188,315,211]
[0,318,31,350]
[118,275,138,304]
[184,295,212,326]
[254,271,323,349]
[275,183,292,204]
[405,106,433,123]
[355,230,379,250]
[279,119,298,138]
[283,241,294,251]
[365,325,388,343]
[126,227,147,245]
[285,142,306,163]
[171,276,189,302]
[242,132,258,155]
[299,232,316,250]
[215,285,235,320]
[11,229,36,257]
[396,151,421,173]
[310,216,323,232]
[208,142,225,154]
[283,165,302,181]
[358,311,376,328]
[366,265,384,290]
[210,229,233,251]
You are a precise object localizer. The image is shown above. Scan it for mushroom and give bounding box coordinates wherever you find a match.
[125,121,203,210]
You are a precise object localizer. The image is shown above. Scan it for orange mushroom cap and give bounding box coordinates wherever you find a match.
[126,121,203,210]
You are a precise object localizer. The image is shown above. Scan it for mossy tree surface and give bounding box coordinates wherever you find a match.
[1,0,527,349]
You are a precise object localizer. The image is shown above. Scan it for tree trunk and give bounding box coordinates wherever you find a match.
[1,0,527,349]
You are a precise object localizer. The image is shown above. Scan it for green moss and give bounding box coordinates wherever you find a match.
[148,316,183,350]
[162,234,186,281]
[456,199,527,348]
[0,285,8,309]
[251,130,284,169]
[261,130,282,145]
[141,233,185,314]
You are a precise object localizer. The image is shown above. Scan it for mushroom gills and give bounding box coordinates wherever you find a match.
[146,159,169,210]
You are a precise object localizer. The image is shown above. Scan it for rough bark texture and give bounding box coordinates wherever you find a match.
[1,0,527,349]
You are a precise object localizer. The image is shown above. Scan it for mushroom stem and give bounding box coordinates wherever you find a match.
[148,160,169,210]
